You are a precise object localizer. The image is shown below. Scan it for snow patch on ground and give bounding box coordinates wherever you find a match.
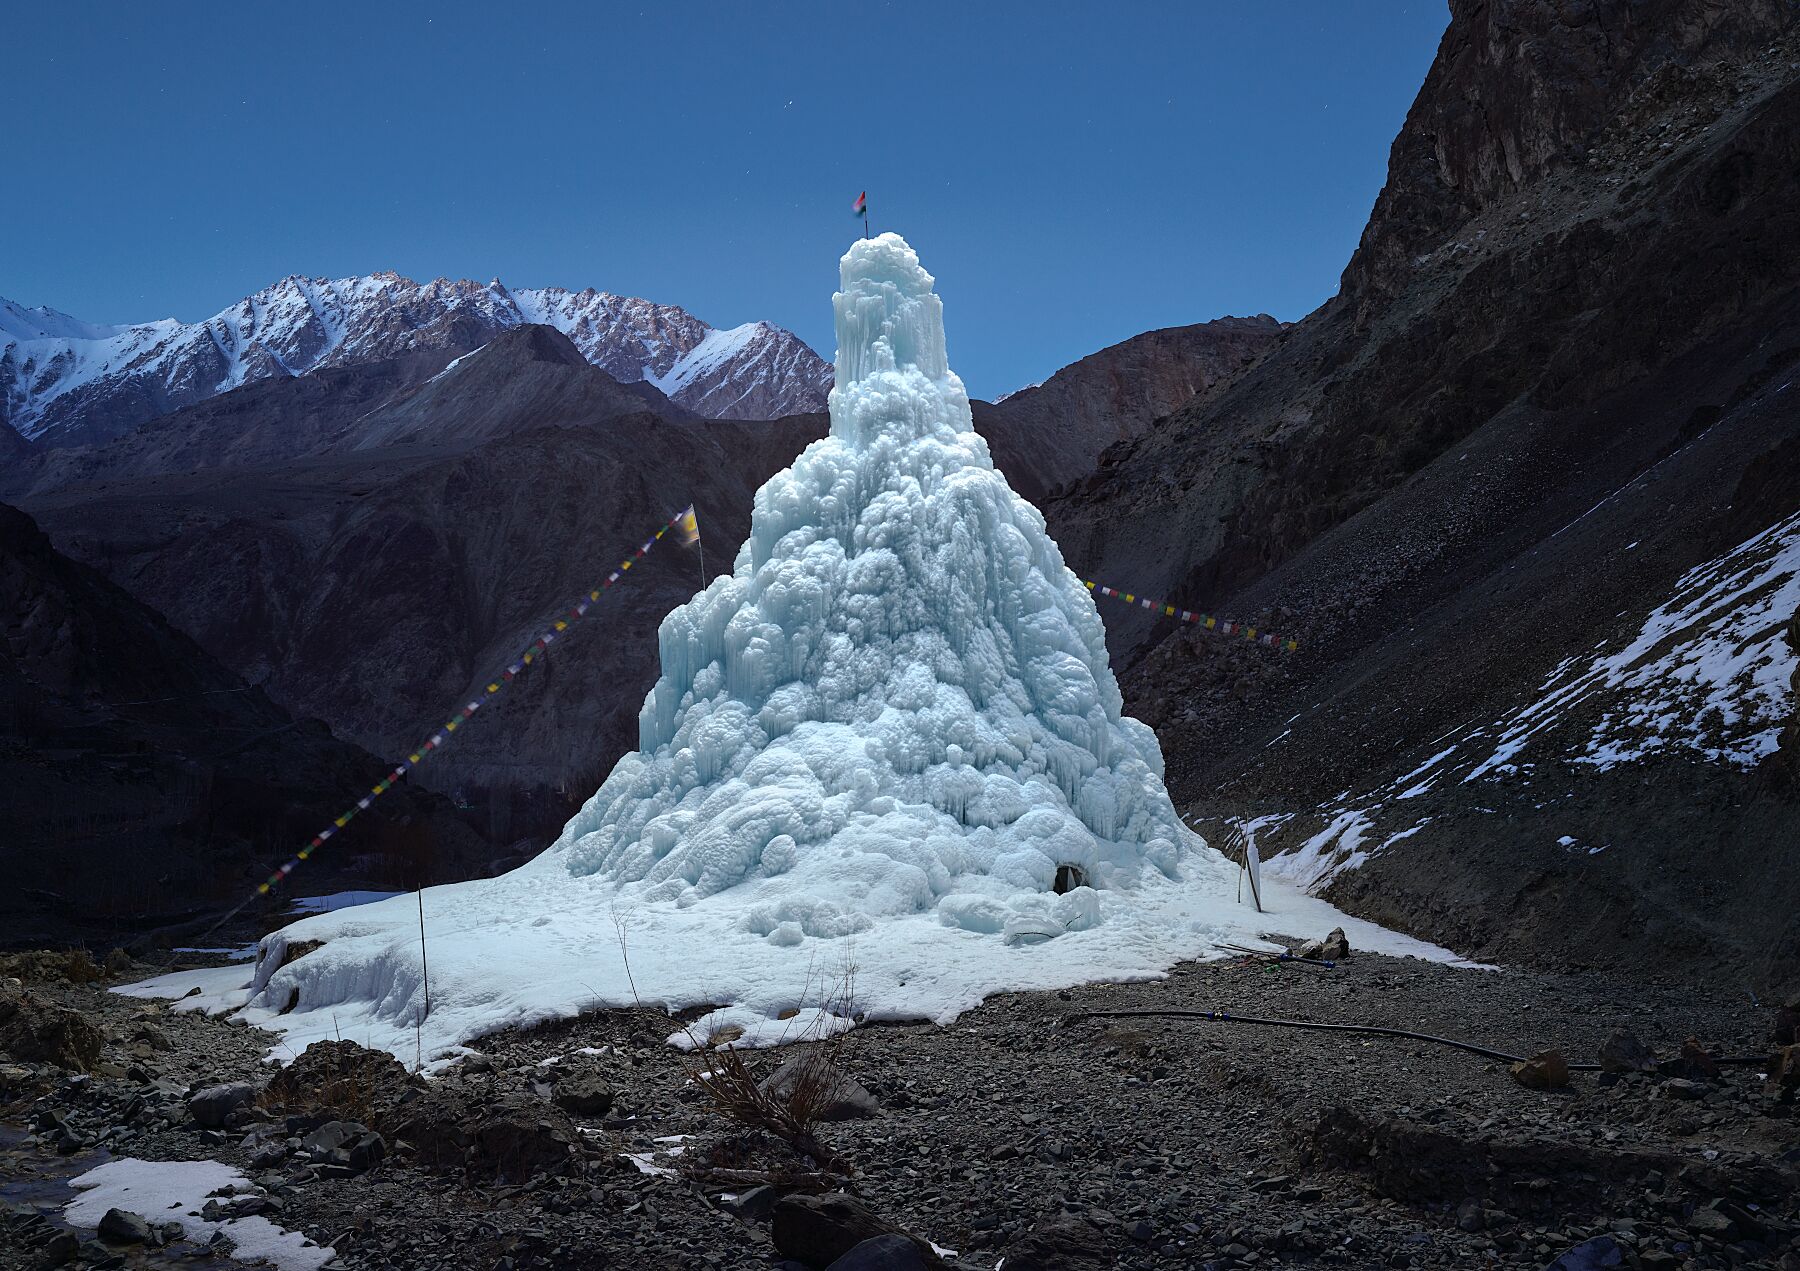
[1471,510,1799,777]
[65,1159,333,1271]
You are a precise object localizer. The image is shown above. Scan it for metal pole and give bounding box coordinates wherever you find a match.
[416,887,431,1020]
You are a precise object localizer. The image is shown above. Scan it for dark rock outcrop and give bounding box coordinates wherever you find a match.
[0,982,103,1069]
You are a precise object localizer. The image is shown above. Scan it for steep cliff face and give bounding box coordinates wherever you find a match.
[1346,0,1797,305]
[1043,1,1800,985]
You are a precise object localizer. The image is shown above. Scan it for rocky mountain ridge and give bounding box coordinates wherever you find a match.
[1,272,831,450]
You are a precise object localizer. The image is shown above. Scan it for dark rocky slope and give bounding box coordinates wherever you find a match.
[0,503,487,948]
[970,316,1284,502]
[1044,0,1800,988]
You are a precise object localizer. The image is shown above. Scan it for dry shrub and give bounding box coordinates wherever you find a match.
[611,910,860,1175]
[688,955,863,1173]
[0,949,104,985]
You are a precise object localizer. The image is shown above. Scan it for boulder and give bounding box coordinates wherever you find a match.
[1510,1049,1570,1090]
[826,1234,938,1271]
[188,1082,256,1128]
[772,1193,942,1269]
[552,1068,615,1117]
[97,1208,151,1244]
[759,1056,879,1122]
[1598,1028,1655,1074]
[0,983,103,1070]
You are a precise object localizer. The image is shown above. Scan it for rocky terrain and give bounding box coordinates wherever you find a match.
[0,502,489,949]
[1,272,830,450]
[2,939,1796,1271]
[970,316,1286,503]
[1042,0,1800,990]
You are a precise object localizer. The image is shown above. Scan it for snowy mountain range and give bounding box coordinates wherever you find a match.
[0,274,832,448]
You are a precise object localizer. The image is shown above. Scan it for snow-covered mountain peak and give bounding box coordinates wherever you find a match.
[2,272,832,447]
[0,298,140,344]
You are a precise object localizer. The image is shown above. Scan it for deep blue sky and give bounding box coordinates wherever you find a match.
[6,4,1447,400]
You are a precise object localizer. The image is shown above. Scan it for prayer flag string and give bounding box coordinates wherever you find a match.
[1081,578,1298,651]
[250,505,695,899]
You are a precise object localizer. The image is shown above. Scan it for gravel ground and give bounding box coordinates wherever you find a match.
[3,943,1797,1271]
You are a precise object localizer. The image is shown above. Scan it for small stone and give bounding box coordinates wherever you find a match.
[1456,1199,1483,1233]
[552,1070,615,1117]
[1661,1078,1707,1101]
[1598,1029,1655,1074]
[97,1208,151,1244]
[1543,1235,1624,1269]
[188,1082,256,1128]
[1511,1049,1570,1090]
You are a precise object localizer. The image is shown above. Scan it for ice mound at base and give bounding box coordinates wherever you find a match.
[216,235,1473,1065]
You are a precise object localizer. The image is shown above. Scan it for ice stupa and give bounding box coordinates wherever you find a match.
[209,235,1462,1062]
[558,232,1208,936]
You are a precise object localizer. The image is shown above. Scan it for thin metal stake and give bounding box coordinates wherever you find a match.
[416,886,432,1020]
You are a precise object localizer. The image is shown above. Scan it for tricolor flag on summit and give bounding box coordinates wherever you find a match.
[852,190,867,216]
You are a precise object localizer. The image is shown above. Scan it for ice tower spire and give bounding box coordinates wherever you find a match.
[543,231,1219,937]
[832,233,951,393]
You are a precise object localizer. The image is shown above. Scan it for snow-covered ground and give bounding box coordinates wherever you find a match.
[65,1159,334,1271]
[120,235,1474,1067]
